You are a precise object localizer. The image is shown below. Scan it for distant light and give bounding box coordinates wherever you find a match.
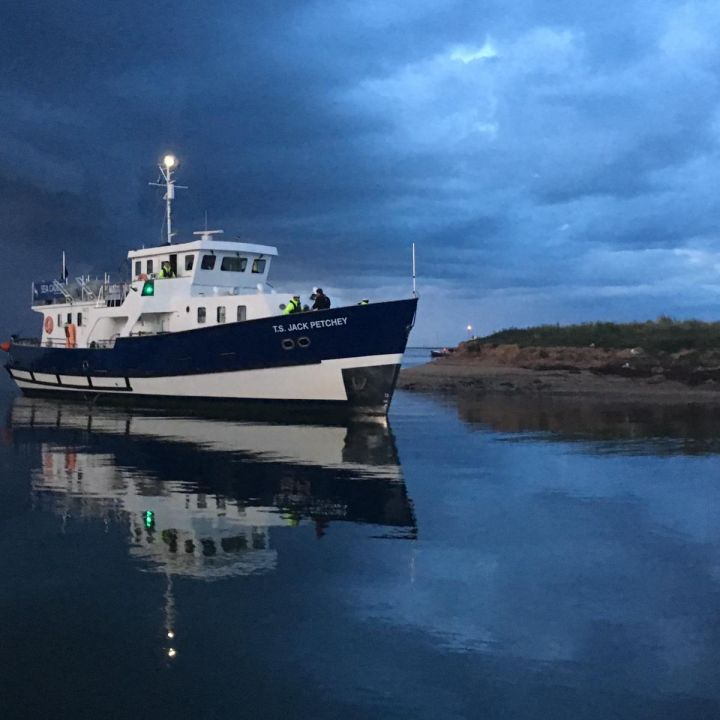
[167,631,175,639]
[467,325,472,332]
[168,648,176,658]
[163,155,176,169]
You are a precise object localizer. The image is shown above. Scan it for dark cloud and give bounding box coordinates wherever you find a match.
[2,1,720,343]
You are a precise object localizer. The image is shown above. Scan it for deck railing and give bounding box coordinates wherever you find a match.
[13,336,118,349]
[32,278,132,307]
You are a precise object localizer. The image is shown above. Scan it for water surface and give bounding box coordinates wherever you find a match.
[1,387,718,719]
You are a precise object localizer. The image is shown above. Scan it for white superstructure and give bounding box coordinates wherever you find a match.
[36,233,280,350]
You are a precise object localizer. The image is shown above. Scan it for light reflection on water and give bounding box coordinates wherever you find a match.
[0,392,719,719]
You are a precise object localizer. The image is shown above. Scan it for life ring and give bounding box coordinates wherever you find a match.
[44,316,54,334]
[65,323,77,349]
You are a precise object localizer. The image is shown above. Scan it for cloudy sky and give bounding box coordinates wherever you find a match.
[2,0,720,344]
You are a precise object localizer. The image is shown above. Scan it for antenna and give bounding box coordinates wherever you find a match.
[149,154,188,244]
[412,243,417,297]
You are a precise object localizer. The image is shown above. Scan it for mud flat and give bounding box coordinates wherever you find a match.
[399,344,720,404]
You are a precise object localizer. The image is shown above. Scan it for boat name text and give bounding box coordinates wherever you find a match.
[273,317,348,333]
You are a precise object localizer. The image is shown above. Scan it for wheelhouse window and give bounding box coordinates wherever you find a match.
[77,313,83,327]
[201,254,216,270]
[220,256,247,272]
[67,313,72,324]
[134,260,141,276]
[197,307,206,324]
[237,305,247,322]
[185,254,195,272]
[217,306,226,323]
[251,258,266,274]
[57,313,62,326]
[147,259,154,274]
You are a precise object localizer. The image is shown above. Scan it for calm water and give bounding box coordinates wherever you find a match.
[1,380,719,719]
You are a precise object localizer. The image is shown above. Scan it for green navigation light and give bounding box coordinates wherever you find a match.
[141,280,155,296]
[143,510,155,529]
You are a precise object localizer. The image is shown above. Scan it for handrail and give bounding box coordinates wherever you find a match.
[32,280,131,307]
[52,280,74,304]
[75,276,96,300]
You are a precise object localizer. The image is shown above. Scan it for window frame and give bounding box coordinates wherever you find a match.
[251,258,267,274]
[197,307,206,324]
[220,256,248,272]
[201,254,216,270]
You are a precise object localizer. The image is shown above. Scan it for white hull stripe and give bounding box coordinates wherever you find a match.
[11,353,402,402]
[90,376,130,389]
[34,372,58,384]
[59,374,89,386]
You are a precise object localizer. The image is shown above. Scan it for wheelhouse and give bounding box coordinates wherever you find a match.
[30,231,280,350]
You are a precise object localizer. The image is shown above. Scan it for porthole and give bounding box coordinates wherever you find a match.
[297,336,311,349]
[282,338,295,350]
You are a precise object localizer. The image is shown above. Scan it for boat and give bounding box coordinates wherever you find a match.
[430,347,454,358]
[2,155,417,418]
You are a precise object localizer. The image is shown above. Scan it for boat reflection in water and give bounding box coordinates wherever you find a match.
[12,398,416,567]
[9,398,416,658]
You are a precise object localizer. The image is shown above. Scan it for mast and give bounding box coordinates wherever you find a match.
[149,154,187,244]
[412,243,417,297]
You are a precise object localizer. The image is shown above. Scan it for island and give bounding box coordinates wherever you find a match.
[400,319,720,403]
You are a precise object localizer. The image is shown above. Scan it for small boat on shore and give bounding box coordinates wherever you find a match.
[2,155,417,418]
[430,347,454,358]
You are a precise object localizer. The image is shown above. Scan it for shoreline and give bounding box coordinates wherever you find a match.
[399,356,720,404]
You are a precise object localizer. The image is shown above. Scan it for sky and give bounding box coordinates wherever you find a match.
[2,0,720,345]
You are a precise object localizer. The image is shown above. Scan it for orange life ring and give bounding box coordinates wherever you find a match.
[44,316,54,334]
[65,323,77,349]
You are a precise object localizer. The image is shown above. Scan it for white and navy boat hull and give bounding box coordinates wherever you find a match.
[5,299,417,418]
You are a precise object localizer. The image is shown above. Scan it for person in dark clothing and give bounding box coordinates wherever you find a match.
[311,288,331,310]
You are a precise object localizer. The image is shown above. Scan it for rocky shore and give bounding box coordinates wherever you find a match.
[399,343,720,403]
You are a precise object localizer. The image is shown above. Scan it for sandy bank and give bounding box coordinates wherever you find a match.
[399,344,720,403]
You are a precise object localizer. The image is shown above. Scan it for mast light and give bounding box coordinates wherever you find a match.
[149,153,186,244]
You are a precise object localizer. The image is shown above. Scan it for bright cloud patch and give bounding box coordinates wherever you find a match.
[450,39,498,63]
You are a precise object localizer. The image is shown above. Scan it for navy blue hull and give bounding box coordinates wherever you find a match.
[5,299,416,418]
[7,298,417,377]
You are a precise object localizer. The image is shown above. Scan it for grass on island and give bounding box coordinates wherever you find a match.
[469,317,720,354]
